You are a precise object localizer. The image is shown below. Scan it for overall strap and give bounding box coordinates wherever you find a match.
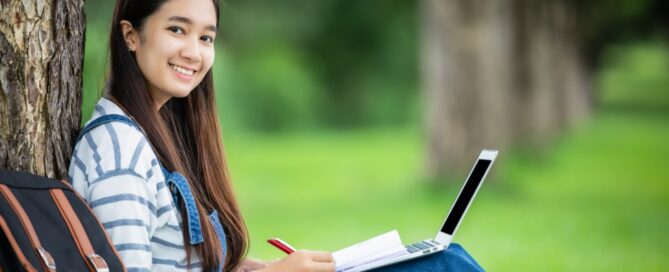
[75,113,206,245]
[75,114,139,145]
[165,172,204,244]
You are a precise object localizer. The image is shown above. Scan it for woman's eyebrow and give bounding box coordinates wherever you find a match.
[168,16,217,32]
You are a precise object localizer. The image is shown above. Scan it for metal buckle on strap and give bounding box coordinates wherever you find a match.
[87,253,110,272]
[37,247,57,271]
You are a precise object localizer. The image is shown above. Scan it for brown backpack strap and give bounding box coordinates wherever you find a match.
[58,180,127,272]
[0,184,56,272]
[0,215,38,272]
[50,189,110,272]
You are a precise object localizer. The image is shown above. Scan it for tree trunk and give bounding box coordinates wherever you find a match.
[513,0,592,145]
[423,0,513,177]
[423,0,592,180]
[558,2,592,129]
[0,0,85,179]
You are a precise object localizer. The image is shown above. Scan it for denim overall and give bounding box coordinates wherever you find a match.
[75,114,227,272]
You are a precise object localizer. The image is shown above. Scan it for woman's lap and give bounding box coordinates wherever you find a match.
[368,243,484,272]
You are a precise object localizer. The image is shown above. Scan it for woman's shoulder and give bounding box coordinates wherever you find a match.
[71,98,162,183]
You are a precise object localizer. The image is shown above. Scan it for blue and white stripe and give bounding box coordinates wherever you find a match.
[68,97,202,271]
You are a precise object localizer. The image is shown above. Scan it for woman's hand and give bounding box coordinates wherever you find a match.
[235,257,269,272]
[258,250,336,272]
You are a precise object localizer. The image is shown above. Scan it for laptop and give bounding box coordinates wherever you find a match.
[353,149,498,272]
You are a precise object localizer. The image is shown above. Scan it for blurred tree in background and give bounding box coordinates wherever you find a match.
[422,0,668,177]
[423,0,593,176]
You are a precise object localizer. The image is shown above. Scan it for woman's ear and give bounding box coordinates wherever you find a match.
[120,20,139,52]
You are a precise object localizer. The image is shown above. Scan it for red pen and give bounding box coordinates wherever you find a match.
[267,238,296,254]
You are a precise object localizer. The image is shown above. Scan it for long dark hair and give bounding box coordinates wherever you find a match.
[108,0,248,270]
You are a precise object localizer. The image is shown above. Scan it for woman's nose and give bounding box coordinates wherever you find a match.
[180,37,201,63]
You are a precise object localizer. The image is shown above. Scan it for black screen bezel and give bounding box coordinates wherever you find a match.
[440,159,492,235]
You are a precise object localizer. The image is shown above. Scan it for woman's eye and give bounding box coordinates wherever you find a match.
[168,26,184,34]
[201,35,214,43]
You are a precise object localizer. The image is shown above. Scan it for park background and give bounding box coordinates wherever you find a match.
[82,1,668,271]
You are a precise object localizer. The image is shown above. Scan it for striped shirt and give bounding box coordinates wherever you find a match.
[68,97,202,272]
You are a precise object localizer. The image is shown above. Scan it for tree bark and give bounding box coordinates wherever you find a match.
[0,0,85,179]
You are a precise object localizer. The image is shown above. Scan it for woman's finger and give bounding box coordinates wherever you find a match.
[309,251,335,263]
[309,260,337,272]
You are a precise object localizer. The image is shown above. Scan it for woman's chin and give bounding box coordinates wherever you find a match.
[174,91,192,98]
[166,86,196,98]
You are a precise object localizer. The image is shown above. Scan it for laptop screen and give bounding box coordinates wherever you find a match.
[440,159,491,235]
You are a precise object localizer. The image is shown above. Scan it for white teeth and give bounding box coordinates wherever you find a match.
[170,64,194,76]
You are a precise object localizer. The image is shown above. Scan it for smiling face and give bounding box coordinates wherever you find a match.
[121,0,217,110]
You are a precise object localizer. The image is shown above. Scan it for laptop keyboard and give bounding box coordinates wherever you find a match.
[405,240,438,253]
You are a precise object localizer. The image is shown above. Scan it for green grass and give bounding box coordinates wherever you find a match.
[225,42,669,270]
[227,109,669,271]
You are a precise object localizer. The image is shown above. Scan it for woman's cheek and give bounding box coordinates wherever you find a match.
[203,48,215,70]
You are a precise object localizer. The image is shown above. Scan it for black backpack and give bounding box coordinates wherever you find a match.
[0,169,126,272]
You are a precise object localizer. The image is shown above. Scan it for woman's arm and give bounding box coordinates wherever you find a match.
[235,257,268,272]
[84,171,157,271]
[69,125,159,271]
[237,251,335,272]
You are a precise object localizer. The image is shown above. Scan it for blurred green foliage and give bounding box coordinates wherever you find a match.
[598,41,669,110]
[83,0,419,131]
[218,0,418,130]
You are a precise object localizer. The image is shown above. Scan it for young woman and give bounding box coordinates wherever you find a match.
[68,0,334,271]
[69,0,483,271]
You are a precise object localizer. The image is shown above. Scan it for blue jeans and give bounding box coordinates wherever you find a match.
[369,244,484,272]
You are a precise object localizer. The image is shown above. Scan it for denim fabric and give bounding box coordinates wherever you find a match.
[369,243,484,272]
[165,170,205,244]
[75,114,140,144]
[208,210,228,272]
[165,170,229,271]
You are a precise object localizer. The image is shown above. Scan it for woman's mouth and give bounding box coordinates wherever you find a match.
[169,63,196,77]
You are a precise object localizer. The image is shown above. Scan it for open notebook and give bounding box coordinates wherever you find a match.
[333,230,406,271]
[332,150,498,272]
